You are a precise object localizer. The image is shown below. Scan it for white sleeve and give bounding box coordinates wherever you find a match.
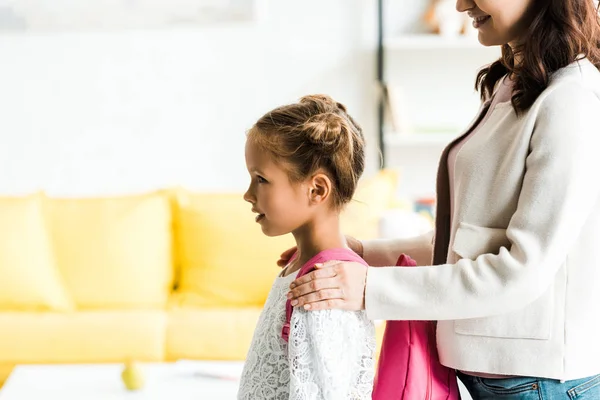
[287,308,375,400]
[365,82,600,321]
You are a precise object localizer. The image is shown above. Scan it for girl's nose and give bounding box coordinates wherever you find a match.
[243,187,255,204]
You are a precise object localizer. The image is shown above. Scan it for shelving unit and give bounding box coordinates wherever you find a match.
[384,132,456,147]
[376,0,385,168]
[375,1,499,169]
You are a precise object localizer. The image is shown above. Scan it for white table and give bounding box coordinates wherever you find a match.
[0,361,244,400]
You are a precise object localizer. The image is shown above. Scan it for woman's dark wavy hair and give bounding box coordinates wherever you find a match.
[476,0,600,114]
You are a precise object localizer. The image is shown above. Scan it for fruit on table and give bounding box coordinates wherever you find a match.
[121,361,144,391]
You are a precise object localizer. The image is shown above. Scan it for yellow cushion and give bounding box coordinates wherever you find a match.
[0,310,166,363]
[166,306,262,361]
[340,169,399,240]
[0,195,73,311]
[173,192,294,307]
[0,364,12,388]
[45,192,173,309]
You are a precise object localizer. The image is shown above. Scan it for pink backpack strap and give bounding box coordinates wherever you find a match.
[282,249,368,342]
[282,261,317,342]
[281,252,300,342]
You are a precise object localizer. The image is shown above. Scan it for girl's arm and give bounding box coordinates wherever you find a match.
[287,308,375,400]
[361,230,434,267]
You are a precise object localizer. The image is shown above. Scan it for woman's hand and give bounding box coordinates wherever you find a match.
[287,260,368,311]
[277,246,297,268]
[277,235,363,267]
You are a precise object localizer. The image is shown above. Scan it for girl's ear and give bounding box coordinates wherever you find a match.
[308,172,332,205]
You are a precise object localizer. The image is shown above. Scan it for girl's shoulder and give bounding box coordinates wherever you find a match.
[311,247,367,266]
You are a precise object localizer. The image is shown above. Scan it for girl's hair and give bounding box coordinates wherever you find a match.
[247,94,365,210]
[477,0,600,114]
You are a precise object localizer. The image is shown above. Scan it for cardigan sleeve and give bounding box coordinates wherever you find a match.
[365,82,600,321]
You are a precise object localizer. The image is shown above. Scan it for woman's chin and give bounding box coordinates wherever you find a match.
[477,33,506,48]
[477,35,495,47]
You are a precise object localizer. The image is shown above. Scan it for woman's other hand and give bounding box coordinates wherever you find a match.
[277,246,297,268]
[287,260,368,311]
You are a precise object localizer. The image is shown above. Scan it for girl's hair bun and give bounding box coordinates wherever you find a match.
[303,112,346,148]
[299,95,352,151]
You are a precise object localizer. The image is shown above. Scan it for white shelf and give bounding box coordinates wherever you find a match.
[385,34,490,50]
[384,132,457,146]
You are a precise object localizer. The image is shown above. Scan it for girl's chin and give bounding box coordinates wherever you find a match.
[260,225,285,237]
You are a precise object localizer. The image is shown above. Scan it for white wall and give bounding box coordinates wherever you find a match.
[0,3,481,395]
[0,0,500,204]
[0,0,378,196]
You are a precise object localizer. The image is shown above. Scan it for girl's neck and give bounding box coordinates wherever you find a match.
[284,213,347,276]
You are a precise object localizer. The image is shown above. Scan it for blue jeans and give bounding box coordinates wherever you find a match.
[457,371,600,399]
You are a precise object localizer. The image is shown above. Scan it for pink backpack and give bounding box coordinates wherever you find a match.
[372,254,460,400]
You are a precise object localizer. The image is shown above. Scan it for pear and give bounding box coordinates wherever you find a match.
[121,361,145,391]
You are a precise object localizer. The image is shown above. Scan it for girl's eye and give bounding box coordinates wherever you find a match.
[257,176,268,184]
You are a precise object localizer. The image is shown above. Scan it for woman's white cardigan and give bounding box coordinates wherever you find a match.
[364,59,600,380]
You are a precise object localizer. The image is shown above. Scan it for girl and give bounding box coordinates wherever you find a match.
[237,95,376,399]
[287,0,600,398]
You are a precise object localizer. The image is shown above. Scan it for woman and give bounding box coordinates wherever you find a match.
[285,0,600,398]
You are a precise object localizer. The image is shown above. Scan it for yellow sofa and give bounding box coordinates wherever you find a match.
[0,170,398,387]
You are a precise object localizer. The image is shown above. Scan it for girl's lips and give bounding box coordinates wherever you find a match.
[473,15,491,29]
[255,214,265,223]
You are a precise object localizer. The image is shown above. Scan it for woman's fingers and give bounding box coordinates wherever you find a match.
[280,246,297,258]
[288,277,340,302]
[276,258,288,268]
[292,288,345,308]
[289,261,367,311]
[277,246,298,267]
[289,260,339,289]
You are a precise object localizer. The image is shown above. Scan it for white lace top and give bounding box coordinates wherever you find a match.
[237,271,376,400]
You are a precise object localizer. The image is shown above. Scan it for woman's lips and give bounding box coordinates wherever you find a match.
[473,15,491,29]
